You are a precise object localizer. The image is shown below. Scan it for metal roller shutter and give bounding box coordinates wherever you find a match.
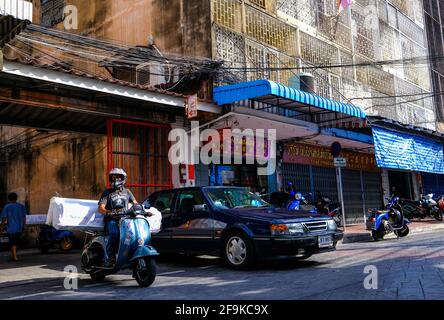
[362,171,383,215]
[312,166,338,203]
[342,169,363,224]
[281,163,311,195]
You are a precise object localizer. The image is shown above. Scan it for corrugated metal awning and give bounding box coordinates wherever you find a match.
[213,80,366,121]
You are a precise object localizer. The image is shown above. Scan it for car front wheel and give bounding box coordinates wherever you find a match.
[222,232,255,270]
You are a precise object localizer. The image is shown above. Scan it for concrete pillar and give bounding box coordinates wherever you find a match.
[411,172,421,200]
[381,169,390,205]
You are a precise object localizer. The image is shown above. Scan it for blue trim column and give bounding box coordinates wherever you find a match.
[267,169,278,193]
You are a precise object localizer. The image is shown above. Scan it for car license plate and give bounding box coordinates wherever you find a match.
[0,237,9,243]
[318,235,333,248]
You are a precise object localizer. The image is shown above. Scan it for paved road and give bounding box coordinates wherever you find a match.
[0,231,443,300]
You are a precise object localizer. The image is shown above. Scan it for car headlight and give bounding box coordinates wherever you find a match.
[327,219,337,231]
[287,223,306,234]
[270,223,306,235]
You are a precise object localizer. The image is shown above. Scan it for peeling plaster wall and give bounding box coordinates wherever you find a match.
[32,0,212,57]
[0,127,107,214]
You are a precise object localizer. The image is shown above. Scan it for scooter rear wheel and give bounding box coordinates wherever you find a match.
[134,258,157,287]
[371,230,384,241]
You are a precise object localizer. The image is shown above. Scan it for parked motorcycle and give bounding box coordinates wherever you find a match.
[437,195,444,221]
[282,182,316,212]
[314,193,342,227]
[37,225,77,254]
[366,196,411,241]
[81,203,158,287]
[400,194,442,221]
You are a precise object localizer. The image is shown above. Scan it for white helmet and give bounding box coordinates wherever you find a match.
[109,168,127,189]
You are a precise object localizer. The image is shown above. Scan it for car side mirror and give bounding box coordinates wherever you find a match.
[193,204,208,212]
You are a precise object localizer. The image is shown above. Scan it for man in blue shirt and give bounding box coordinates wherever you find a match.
[0,193,27,261]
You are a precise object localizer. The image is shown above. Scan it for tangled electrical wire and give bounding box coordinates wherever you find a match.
[5,20,443,128]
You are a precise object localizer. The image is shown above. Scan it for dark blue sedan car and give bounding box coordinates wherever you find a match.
[143,186,343,269]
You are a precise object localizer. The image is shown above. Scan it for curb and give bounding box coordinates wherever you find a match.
[341,222,444,243]
[341,233,372,243]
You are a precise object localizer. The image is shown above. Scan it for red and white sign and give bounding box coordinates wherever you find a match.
[186,94,198,119]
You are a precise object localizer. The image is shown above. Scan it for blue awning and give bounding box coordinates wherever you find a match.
[213,80,366,119]
[372,126,444,174]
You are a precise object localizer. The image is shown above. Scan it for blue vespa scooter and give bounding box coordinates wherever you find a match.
[283,182,317,212]
[366,196,411,241]
[81,203,158,287]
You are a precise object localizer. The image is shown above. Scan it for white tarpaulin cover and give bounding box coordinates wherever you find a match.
[46,197,162,234]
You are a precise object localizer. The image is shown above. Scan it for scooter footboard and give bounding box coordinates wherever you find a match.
[130,245,159,262]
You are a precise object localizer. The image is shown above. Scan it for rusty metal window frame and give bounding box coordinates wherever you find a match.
[40,0,65,27]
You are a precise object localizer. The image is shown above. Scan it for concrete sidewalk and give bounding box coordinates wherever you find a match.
[342,218,444,243]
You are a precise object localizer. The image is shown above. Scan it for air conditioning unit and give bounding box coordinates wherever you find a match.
[135,62,172,86]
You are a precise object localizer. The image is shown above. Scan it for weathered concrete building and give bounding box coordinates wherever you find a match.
[0,0,439,225]
[0,0,221,214]
[423,0,444,131]
[29,0,435,128]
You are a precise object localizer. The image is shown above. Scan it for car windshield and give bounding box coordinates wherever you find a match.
[205,187,270,209]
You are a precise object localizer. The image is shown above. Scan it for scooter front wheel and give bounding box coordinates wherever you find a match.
[394,225,409,238]
[90,270,106,282]
[134,258,157,287]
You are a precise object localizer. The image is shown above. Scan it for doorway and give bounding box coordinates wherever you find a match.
[107,119,173,201]
[388,171,413,199]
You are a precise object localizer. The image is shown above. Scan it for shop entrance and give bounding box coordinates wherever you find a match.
[107,119,173,201]
[209,163,268,194]
[388,171,413,199]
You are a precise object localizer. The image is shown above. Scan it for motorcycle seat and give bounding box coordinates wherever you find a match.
[401,199,420,206]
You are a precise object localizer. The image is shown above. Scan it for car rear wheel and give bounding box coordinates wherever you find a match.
[222,232,255,270]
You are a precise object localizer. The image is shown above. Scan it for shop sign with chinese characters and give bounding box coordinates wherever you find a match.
[283,143,378,171]
[204,128,270,160]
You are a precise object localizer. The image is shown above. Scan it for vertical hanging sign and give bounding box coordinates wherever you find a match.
[186,94,198,119]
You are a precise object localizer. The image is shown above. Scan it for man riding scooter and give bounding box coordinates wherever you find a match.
[98,168,138,268]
